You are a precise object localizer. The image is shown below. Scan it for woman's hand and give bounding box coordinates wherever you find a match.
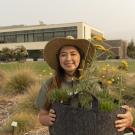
[115,105,133,132]
[38,109,56,126]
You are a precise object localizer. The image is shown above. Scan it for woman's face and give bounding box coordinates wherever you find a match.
[59,46,81,75]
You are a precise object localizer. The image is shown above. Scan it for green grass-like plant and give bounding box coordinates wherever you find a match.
[16,82,41,114]
[3,112,37,135]
[5,68,37,95]
[48,88,70,104]
[47,59,131,112]
[0,82,41,134]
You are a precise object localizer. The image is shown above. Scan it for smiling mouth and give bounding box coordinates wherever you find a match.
[64,63,74,67]
[65,63,73,64]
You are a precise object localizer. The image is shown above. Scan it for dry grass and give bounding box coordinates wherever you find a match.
[5,68,38,95]
[16,82,41,114]
[123,73,135,106]
[0,70,9,94]
[0,82,41,135]
[126,73,135,89]
[3,112,37,135]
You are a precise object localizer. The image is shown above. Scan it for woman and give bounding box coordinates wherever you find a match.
[36,36,134,132]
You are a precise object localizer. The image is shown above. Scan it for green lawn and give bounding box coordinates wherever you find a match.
[126,60,135,73]
[0,60,135,75]
[97,60,135,73]
[0,61,52,76]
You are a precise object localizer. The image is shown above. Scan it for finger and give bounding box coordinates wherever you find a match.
[49,109,56,117]
[50,109,55,114]
[50,117,56,122]
[117,127,126,132]
[49,121,54,126]
[115,119,127,125]
[115,122,127,128]
[49,117,55,126]
[49,113,56,118]
[117,113,126,119]
[121,105,131,111]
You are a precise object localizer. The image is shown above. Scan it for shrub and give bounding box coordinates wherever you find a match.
[16,82,40,114]
[3,112,37,135]
[1,82,41,134]
[0,70,9,94]
[5,68,38,95]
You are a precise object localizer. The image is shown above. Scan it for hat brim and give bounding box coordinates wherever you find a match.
[44,37,95,70]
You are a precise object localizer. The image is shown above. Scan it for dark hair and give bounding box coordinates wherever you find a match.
[54,45,84,87]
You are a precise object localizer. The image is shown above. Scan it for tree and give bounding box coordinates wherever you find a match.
[1,47,12,61]
[14,46,28,61]
[127,39,135,59]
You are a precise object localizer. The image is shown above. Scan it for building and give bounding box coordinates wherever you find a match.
[105,40,128,59]
[0,22,104,60]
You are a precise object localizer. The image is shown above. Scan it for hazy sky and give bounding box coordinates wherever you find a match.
[0,0,135,41]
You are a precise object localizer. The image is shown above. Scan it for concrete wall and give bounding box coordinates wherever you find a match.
[0,41,48,50]
[105,40,128,59]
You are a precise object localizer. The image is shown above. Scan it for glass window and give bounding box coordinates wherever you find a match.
[33,32,44,42]
[24,34,28,42]
[17,34,25,43]
[0,26,77,43]
[54,31,65,37]
[65,30,77,38]
[28,33,34,42]
[43,32,54,41]
[4,34,16,43]
[0,35,5,43]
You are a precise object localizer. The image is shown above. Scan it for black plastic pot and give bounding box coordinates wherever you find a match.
[49,95,125,135]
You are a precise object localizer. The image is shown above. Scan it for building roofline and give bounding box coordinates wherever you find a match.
[0,22,102,33]
[0,22,83,30]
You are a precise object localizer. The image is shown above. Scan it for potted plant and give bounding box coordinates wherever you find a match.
[47,36,132,135]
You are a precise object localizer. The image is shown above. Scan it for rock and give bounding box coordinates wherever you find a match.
[0,99,15,126]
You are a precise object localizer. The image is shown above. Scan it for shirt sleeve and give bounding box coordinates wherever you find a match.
[35,81,48,110]
[35,78,53,110]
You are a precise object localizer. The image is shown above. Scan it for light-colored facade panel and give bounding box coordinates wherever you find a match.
[0,41,47,50]
[0,22,84,33]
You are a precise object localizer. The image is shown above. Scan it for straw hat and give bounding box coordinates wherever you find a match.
[44,36,95,70]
